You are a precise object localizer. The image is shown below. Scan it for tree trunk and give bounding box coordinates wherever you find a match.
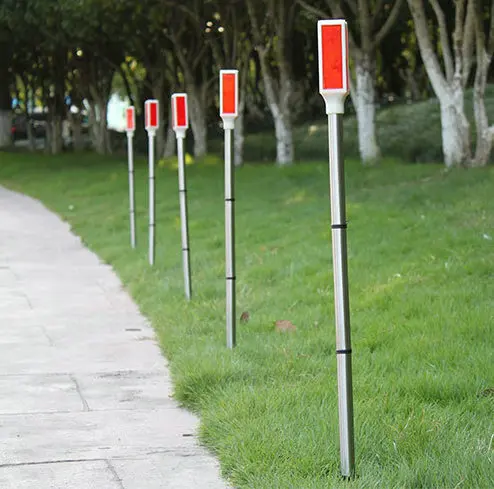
[155,125,165,159]
[472,95,492,167]
[0,64,11,148]
[258,51,294,166]
[163,117,176,158]
[26,119,36,152]
[471,43,493,166]
[407,0,471,167]
[234,74,247,167]
[187,85,208,158]
[95,105,110,154]
[273,108,294,166]
[89,99,111,155]
[355,55,380,163]
[88,78,112,155]
[438,86,471,167]
[47,61,66,155]
[234,107,245,167]
[267,89,293,165]
[49,116,63,154]
[44,104,63,154]
[44,118,52,154]
[0,110,12,148]
[152,79,165,158]
[71,114,84,151]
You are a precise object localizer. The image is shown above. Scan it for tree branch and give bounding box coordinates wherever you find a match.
[453,0,468,80]
[332,0,361,55]
[406,0,448,96]
[209,32,225,69]
[358,0,372,52]
[428,0,454,82]
[176,4,202,28]
[169,30,192,82]
[373,0,405,48]
[297,0,330,19]
[373,0,386,24]
[488,0,494,56]
[192,44,209,71]
[344,0,358,16]
[245,0,262,46]
[118,65,134,105]
[462,0,475,87]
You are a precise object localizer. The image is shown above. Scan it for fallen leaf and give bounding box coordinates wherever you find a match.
[275,320,297,333]
[240,311,250,323]
[479,387,494,397]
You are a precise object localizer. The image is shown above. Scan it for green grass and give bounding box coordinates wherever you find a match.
[0,151,493,488]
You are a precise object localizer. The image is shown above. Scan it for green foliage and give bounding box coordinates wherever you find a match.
[1,153,493,488]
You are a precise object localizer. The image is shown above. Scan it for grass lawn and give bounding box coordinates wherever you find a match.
[0,151,493,488]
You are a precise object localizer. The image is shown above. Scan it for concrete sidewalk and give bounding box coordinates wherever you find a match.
[0,186,230,488]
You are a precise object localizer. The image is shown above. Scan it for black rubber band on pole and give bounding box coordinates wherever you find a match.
[179,189,187,193]
[149,223,156,227]
[226,276,236,280]
[331,223,347,230]
[336,349,352,354]
[225,198,235,202]
[182,247,189,251]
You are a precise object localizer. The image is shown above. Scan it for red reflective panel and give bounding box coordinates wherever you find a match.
[321,24,343,90]
[175,96,187,127]
[148,102,158,128]
[222,73,236,114]
[126,107,134,130]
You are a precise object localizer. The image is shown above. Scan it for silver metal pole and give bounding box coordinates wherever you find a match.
[148,132,155,266]
[224,127,236,349]
[127,133,136,249]
[177,136,192,300]
[327,113,355,478]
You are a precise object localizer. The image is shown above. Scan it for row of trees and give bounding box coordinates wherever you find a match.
[0,0,493,167]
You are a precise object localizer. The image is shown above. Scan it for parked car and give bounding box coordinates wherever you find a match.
[11,114,28,141]
[11,113,47,141]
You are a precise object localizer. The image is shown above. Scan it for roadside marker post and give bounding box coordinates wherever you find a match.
[125,106,136,249]
[220,69,239,349]
[145,99,159,266]
[172,93,192,301]
[318,19,355,478]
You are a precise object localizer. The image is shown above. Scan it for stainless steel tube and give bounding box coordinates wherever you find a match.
[177,136,192,300]
[148,133,155,266]
[224,128,236,348]
[327,113,355,478]
[127,134,136,249]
